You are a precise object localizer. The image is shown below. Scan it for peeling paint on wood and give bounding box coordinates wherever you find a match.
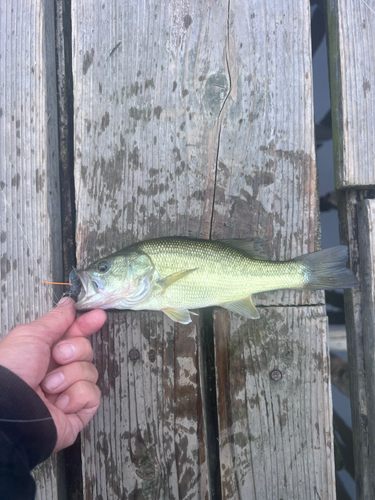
[72,1,224,495]
[209,1,334,498]
[81,313,207,499]
[71,0,334,498]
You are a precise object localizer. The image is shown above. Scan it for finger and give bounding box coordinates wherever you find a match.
[67,406,100,439]
[11,297,77,347]
[53,401,100,452]
[52,337,94,365]
[64,309,107,339]
[42,361,98,394]
[53,380,101,415]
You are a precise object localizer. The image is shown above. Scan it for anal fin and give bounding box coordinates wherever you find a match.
[221,295,260,319]
[162,307,192,324]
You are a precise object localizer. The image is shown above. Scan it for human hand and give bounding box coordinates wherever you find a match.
[0,297,106,452]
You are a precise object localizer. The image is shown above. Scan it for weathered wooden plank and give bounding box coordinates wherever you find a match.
[72,0,335,497]
[210,0,323,309]
[336,188,375,499]
[208,1,334,497]
[326,0,375,495]
[357,199,375,494]
[214,306,334,500]
[82,312,207,499]
[0,1,62,499]
[71,0,240,497]
[326,0,375,188]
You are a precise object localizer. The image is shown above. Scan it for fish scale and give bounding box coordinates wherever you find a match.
[74,236,358,324]
[137,238,303,309]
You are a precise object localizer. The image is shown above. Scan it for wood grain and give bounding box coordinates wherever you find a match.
[327,0,375,495]
[214,306,334,500]
[0,1,62,499]
[71,0,232,496]
[337,188,375,499]
[82,312,207,499]
[209,0,323,309]
[209,1,334,497]
[358,199,375,495]
[326,0,375,187]
[72,0,334,497]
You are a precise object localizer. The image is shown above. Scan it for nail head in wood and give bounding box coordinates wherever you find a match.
[129,348,140,361]
[270,369,282,382]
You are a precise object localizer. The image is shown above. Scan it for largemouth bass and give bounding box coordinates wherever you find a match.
[73,237,357,324]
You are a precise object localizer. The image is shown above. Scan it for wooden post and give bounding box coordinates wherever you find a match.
[0,1,62,499]
[325,0,375,189]
[72,0,335,498]
[358,200,375,492]
[326,0,375,497]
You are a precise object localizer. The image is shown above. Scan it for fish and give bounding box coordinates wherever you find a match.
[73,237,358,324]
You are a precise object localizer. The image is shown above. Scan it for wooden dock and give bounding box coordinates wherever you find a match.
[326,0,375,498]
[0,0,373,498]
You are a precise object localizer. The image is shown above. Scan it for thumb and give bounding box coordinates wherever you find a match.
[0,298,77,387]
[17,297,77,346]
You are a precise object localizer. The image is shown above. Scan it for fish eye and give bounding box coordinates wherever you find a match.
[97,259,110,273]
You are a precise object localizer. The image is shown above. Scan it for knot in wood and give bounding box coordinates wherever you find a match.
[134,455,156,480]
[148,349,156,362]
[202,71,229,118]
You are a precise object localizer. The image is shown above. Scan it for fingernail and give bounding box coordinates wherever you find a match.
[58,343,76,360]
[57,297,68,306]
[55,395,69,410]
[43,371,65,390]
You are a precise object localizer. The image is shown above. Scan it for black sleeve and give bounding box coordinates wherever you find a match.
[0,365,57,500]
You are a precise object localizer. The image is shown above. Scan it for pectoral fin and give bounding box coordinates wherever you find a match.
[161,268,197,290]
[221,296,260,319]
[162,307,192,324]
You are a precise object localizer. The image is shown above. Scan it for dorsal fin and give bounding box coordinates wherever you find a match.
[218,238,268,261]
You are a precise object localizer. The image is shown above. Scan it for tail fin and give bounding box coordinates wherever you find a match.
[294,246,358,290]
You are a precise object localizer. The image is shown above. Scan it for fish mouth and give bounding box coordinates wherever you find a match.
[74,271,90,308]
[75,271,105,309]
[69,268,83,298]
